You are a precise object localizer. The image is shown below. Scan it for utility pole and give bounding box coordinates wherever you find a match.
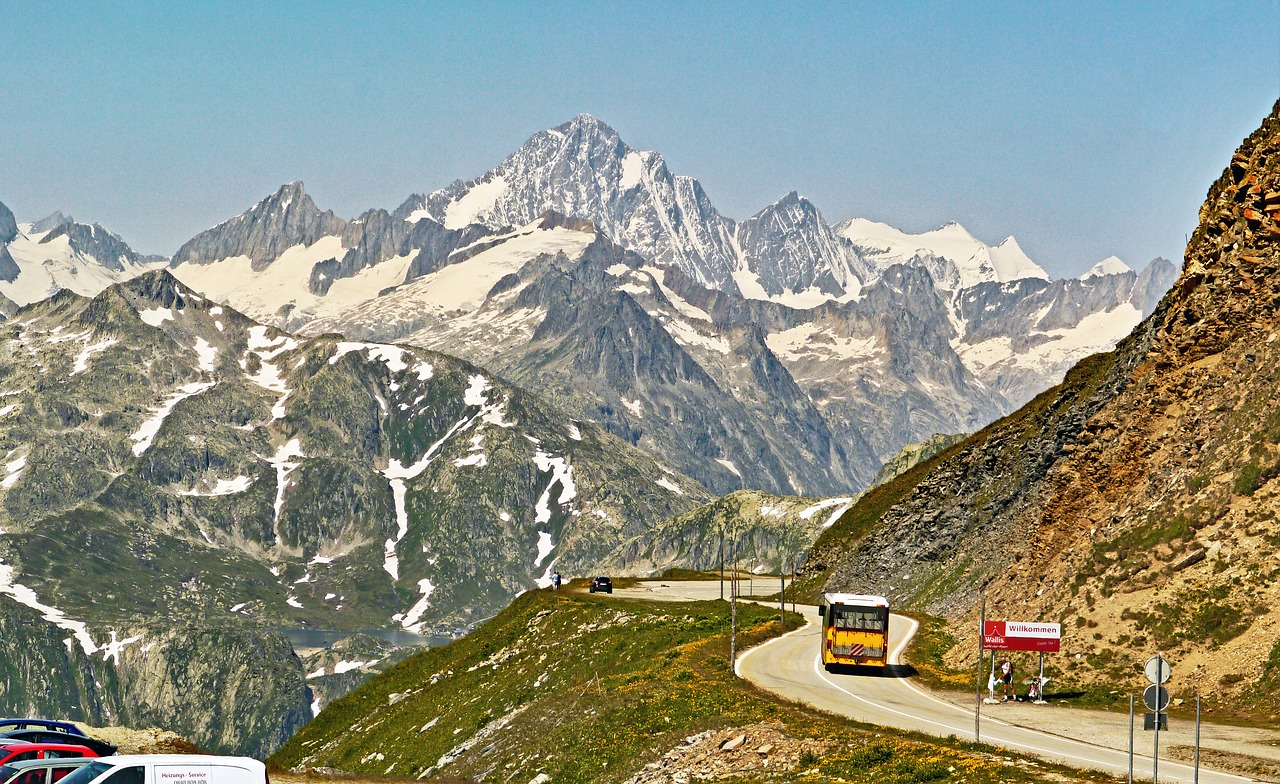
[779,571,785,628]
[783,553,793,614]
[719,527,724,601]
[730,538,738,667]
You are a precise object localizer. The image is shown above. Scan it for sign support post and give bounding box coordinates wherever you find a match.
[1153,654,1165,784]
[1128,695,1134,784]
[1036,651,1046,703]
[975,595,985,742]
[1194,694,1201,784]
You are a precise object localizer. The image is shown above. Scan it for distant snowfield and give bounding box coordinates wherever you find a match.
[442,176,509,229]
[1,226,163,306]
[731,267,858,310]
[170,223,596,340]
[765,323,884,365]
[313,224,596,336]
[958,302,1144,376]
[170,236,415,326]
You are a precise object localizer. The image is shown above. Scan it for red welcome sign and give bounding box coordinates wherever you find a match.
[984,621,1061,652]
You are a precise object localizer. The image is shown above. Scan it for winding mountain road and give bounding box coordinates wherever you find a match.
[614,581,1275,783]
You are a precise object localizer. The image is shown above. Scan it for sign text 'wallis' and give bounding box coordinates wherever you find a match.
[983,621,1061,652]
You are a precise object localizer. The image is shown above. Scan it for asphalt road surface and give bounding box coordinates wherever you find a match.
[614,580,1270,784]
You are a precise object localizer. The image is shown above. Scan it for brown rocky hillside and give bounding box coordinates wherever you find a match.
[806,98,1280,718]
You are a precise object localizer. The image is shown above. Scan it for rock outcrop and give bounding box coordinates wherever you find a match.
[172,182,346,270]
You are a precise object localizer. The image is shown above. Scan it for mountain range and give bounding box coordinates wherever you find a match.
[0,114,1177,495]
[0,110,1197,755]
[154,115,1173,493]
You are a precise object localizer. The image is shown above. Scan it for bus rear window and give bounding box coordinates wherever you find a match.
[832,606,886,631]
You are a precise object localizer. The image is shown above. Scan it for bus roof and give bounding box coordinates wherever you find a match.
[822,592,889,607]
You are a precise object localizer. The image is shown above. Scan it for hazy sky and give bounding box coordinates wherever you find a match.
[1,2,1276,276]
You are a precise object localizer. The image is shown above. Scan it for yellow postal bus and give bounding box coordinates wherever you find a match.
[818,592,890,670]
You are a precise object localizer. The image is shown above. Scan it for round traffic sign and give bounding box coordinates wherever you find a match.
[1144,654,1172,684]
[1143,684,1171,712]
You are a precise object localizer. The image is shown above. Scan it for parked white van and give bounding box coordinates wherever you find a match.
[55,757,265,784]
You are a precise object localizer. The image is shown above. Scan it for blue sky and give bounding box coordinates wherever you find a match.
[1,1,1276,276]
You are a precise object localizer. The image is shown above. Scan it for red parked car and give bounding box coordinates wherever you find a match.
[0,747,98,767]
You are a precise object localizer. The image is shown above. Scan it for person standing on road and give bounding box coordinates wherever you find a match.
[999,659,1014,701]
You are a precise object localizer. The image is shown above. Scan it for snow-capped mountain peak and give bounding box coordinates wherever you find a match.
[410,115,741,290]
[988,236,1045,283]
[172,181,347,270]
[836,217,1048,290]
[1081,255,1132,279]
[732,192,873,306]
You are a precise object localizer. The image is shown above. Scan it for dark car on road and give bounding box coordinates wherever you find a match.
[0,757,94,784]
[589,576,612,594]
[0,736,113,759]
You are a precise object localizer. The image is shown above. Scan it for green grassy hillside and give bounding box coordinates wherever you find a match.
[272,588,1113,784]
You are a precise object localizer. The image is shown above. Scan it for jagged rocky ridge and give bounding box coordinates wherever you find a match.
[809,99,1280,707]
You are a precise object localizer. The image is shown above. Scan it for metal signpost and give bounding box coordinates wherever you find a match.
[1128,695,1134,784]
[975,597,985,743]
[982,619,1061,704]
[1195,695,1202,784]
[1144,654,1172,784]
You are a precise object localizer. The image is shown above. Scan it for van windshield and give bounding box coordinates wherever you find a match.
[54,762,109,784]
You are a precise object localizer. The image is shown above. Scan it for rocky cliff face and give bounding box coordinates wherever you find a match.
[810,100,1280,712]
[394,235,864,496]
[0,599,309,758]
[172,182,347,269]
[0,202,16,244]
[733,193,874,300]
[952,258,1181,408]
[39,222,161,272]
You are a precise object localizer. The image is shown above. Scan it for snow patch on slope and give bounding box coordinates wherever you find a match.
[130,382,215,456]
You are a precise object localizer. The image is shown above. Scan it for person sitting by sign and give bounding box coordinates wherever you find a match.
[999,659,1014,702]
